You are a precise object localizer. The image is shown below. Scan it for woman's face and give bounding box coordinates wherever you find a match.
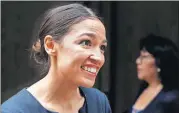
[136,49,158,82]
[55,19,107,88]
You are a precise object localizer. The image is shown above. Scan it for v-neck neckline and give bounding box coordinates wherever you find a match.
[132,87,164,113]
[24,87,87,113]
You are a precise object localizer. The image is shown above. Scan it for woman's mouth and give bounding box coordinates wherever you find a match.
[81,66,97,74]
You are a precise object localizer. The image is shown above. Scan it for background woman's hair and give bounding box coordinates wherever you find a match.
[30,3,100,76]
[135,34,179,100]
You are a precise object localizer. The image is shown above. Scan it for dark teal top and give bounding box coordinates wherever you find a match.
[2,87,111,113]
[129,89,179,113]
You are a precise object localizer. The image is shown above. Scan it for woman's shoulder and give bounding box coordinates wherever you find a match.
[158,89,179,113]
[2,89,28,106]
[160,89,179,103]
[1,88,43,113]
[2,89,28,112]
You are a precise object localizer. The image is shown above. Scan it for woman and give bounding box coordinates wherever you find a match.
[2,3,111,113]
[128,34,179,113]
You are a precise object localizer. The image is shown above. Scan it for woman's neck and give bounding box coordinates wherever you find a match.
[147,77,162,87]
[27,70,84,112]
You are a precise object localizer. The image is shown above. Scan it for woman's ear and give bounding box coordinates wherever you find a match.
[44,35,57,56]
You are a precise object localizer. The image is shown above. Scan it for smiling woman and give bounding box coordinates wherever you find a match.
[2,3,111,113]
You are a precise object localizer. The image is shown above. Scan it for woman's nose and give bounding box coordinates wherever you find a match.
[90,55,102,62]
[89,49,104,66]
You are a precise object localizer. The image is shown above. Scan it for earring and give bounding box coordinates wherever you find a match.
[157,68,161,72]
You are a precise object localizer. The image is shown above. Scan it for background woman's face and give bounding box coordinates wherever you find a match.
[136,49,158,82]
[56,18,107,88]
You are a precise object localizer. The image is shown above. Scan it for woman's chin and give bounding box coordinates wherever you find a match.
[80,80,95,88]
[137,74,144,80]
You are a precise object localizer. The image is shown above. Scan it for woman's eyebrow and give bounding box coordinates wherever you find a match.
[78,32,107,44]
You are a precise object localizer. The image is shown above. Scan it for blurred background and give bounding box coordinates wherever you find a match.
[1,1,179,113]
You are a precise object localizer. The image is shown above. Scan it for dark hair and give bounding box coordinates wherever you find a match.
[30,3,99,75]
[137,34,179,95]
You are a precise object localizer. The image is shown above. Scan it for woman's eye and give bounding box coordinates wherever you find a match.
[100,45,107,52]
[79,40,91,47]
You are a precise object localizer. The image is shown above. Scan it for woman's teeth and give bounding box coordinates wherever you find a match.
[81,66,97,73]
